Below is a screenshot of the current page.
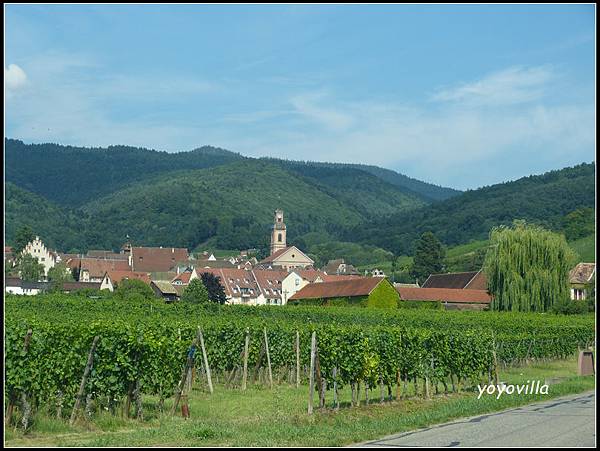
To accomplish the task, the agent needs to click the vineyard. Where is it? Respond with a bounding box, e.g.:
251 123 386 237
5 293 596 428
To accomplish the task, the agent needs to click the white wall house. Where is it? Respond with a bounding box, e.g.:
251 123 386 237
21 236 57 278
281 271 310 305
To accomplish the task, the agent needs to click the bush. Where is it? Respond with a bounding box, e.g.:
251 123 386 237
115 279 155 301
551 298 590 315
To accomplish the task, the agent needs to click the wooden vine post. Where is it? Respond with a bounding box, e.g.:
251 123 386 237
308 331 316 415
199 329 213 394
172 328 202 415
314 337 325 409
295 330 301 388
242 327 250 391
332 367 339 410
70 335 100 426
264 328 273 389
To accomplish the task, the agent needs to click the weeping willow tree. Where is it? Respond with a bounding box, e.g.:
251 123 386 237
484 221 576 312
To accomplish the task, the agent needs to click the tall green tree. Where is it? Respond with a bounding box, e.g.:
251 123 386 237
484 221 576 312
562 207 595 241
181 278 210 304
13 225 35 256
199 272 227 304
17 254 45 282
115 279 155 301
411 232 445 283
47 262 75 292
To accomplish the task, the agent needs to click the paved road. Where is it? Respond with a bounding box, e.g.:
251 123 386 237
358 391 596 447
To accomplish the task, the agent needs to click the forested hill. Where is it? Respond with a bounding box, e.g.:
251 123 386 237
346 162 596 255
261 158 460 202
5 138 457 207
5 158 428 253
5 139 245 206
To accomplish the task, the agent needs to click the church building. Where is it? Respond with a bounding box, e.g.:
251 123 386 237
259 209 314 271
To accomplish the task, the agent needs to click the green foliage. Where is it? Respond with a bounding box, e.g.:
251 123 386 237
551 299 591 315
181 279 210 304
13 225 35 255
365 279 399 309
115 279 155 301
5 293 595 420
348 163 595 255
562 207 595 241
309 241 393 269
198 272 227 304
47 262 75 292
484 221 577 312
397 300 444 310
568 234 595 263
411 232 445 282
17 254 45 282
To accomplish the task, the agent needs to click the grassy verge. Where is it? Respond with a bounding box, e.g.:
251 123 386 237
4 357 595 447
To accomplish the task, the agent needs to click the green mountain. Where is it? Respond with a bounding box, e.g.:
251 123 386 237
5 138 456 208
5 182 88 252
5 139 594 260
347 163 596 255
5 138 245 206
261 158 460 202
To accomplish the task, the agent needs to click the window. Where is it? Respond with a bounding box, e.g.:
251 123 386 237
278 233 282 242
295 279 299 286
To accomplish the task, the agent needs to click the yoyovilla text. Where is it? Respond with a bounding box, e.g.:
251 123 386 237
477 381 549 400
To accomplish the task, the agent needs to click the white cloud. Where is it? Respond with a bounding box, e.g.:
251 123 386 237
290 92 354 131
5 64 27 92
431 66 556 107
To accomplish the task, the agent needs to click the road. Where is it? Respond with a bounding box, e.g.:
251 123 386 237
357 391 596 447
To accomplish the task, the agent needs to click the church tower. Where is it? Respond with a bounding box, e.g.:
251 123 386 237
270 209 287 255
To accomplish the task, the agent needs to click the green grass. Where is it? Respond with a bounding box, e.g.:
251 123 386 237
4 356 594 447
445 240 489 259
569 234 595 262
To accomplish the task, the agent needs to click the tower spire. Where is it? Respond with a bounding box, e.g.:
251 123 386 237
270 209 287 255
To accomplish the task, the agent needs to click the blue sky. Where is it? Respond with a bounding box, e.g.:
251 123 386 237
4 4 596 189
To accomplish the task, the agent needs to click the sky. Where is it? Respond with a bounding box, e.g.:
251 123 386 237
4 4 596 190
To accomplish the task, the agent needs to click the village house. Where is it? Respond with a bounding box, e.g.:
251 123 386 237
74 257 131 282
5 276 49 295
171 268 199 286
21 236 59 277
569 262 596 300
105 270 151 289
421 270 488 290
322 258 360 276
151 280 179 302
289 277 399 308
130 246 189 272
396 286 492 311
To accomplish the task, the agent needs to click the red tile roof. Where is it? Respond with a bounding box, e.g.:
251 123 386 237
569 263 596 284
320 274 362 283
259 247 291 264
464 271 488 290
293 269 323 282
131 247 189 272
172 271 193 284
396 287 491 303
253 269 288 299
290 277 383 300
421 271 480 289
80 258 131 278
107 270 151 285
